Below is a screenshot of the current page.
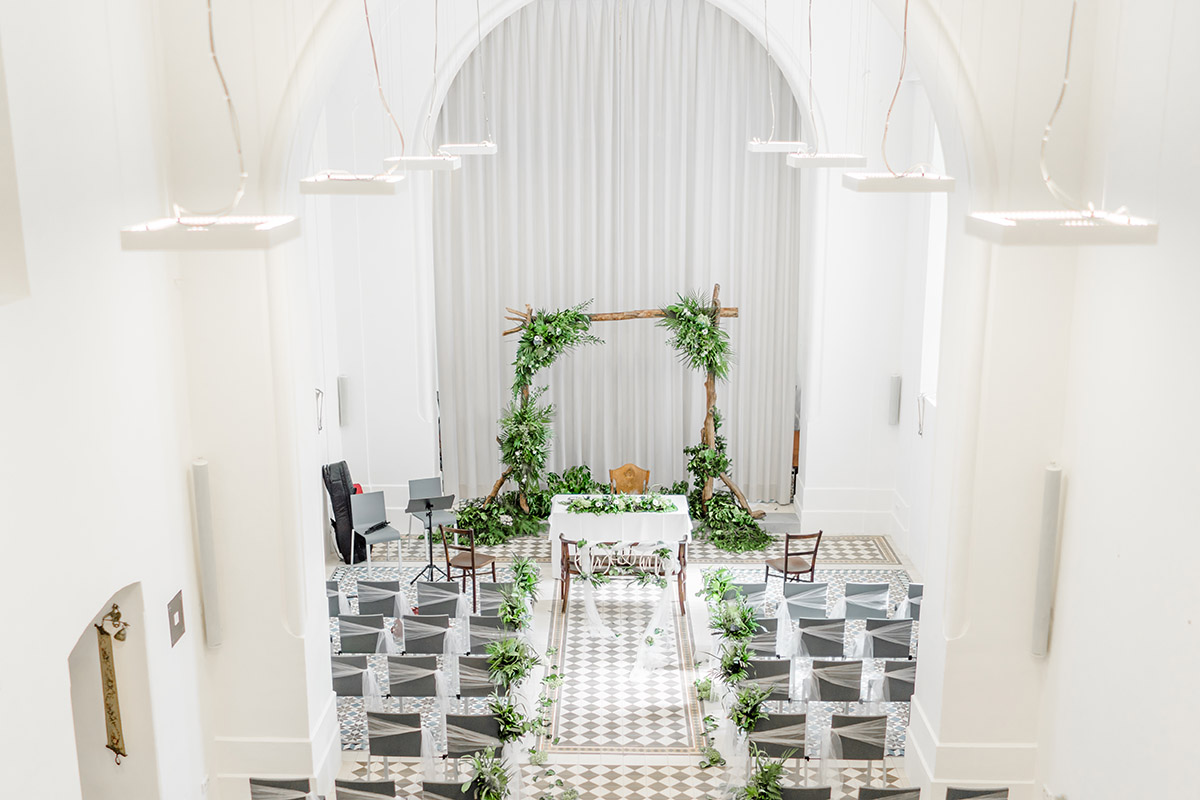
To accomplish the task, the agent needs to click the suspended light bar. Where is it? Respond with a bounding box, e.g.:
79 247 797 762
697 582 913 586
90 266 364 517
965 210 1158 246
383 155 462 172
842 173 956 193
299 172 406 196
438 141 497 156
748 139 808 154
120 215 300 251
787 153 867 169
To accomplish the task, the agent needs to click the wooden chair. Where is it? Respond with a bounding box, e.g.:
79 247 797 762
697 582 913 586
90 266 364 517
609 463 650 494
439 525 497 612
766 530 822 583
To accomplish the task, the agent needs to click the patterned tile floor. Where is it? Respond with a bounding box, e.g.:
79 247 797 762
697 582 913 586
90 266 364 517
332 537 916 798
374 532 899 566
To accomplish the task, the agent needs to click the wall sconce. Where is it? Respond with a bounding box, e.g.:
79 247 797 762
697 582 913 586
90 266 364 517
95 603 131 762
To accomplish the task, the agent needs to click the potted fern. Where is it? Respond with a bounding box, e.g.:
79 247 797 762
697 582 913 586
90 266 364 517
486 637 541 690
710 597 761 642
730 685 772 736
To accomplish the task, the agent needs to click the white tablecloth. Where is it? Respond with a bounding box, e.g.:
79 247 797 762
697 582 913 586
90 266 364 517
549 494 692 575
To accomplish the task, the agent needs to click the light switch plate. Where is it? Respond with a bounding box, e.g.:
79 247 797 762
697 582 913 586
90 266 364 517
167 590 186 646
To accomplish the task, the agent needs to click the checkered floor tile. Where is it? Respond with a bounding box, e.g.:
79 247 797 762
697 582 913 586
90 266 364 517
543 583 703 753
365 532 900 568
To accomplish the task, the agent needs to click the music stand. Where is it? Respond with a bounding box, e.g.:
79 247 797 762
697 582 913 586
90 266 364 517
406 494 454 583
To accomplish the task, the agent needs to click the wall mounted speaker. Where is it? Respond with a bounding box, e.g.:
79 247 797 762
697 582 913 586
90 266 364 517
191 459 223 647
337 375 349 427
888 374 902 426
1032 463 1063 656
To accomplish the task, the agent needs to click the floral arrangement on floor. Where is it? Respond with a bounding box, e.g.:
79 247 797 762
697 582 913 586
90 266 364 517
565 493 678 515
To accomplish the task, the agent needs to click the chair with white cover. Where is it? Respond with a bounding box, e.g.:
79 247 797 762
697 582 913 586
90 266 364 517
387 655 444 714
837 583 891 620
945 789 1008 800
748 713 808 781
339 615 396 655
366 711 437 780
819 714 889 790
455 655 501 705
357 580 410 618
417 581 468 618
781 788 832 800
332 655 385 711
248 778 316 800
421 781 472 800
783 582 829 620
897 583 922 620
399 614 450 655
444 713 504 777
334 779 395 799
723 583 770 615
467 615 514 654
351 491 404 574
743 659 792 706
858 789 920 800
795 618 846 659
477 582 514 616
748 616 780 658
853 619 914 659
881 660 916 704
327 580 349 616
801 660 864 711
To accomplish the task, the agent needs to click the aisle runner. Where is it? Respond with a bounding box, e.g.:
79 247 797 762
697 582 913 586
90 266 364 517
543 583 703 753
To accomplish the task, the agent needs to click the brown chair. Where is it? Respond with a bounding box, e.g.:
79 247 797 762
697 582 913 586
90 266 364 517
439 526 497 612
609 463 650 494
765 531 822 583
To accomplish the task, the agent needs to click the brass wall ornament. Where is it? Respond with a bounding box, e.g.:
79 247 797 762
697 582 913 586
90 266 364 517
95 604 131 763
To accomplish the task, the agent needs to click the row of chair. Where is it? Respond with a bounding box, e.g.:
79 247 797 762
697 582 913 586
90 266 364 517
739 657 917 706
726 581 923 622
249 778 1009 800
327 578 512 618
333 652 512 705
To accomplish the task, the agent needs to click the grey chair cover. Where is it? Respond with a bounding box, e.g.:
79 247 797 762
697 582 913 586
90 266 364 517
327 580 349 616
401 614 450 655
747 712 806 758
858 790 922 800
836 583 891 620
444 713 503 758
477 582 514 616
803 659 863 702
882 661 916 703
743 659 792 703
724 583 769 614
795 618 846 658
783 582 829 620
387 655 439 697
747 616 779 658
467 614 514 654
334 779 396 799
780 788 832 800
421 781 473 800
945 789 1008 800
455 655 500 697
339 615 396 655
248 778 314 800
418 581 469 618
898 583 923 620
855 619 915 659
357 580 410 618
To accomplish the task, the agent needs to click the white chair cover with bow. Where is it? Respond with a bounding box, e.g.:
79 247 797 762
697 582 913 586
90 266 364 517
248 785 314 800
577 543 617 640
632 546 678 673
817 715 887 786
341 618 399 655
332 658 385 712
849 620 913 659
367 714 440 781
358 582 412 618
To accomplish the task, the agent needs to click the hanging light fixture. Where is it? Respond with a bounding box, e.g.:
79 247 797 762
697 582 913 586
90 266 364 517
298 0 407 195
966 0 1157 245
786 0 867 169
121 0 300 250
748 0 806 154
843 0 955 192
385 0 463 171
437 0 498 158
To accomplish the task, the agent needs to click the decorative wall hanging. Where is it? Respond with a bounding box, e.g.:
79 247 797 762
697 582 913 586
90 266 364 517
94 604 131 763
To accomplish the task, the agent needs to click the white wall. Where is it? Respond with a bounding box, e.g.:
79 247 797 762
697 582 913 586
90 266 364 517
1035 1 1200 798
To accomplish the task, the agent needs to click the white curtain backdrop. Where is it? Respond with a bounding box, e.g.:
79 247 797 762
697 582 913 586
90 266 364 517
433 0 804 501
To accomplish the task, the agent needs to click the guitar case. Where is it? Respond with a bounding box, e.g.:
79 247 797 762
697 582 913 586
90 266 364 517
322 460 366 564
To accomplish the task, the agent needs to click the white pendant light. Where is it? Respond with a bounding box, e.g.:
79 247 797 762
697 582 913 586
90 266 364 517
383 155 462 172
842 173 956 192
747 0 808 156
843 0 955 193
967 0 1156 246
783 0 865 170
434 0 499 159
299 172 406 195
123 0 298 251
438 141 497 156
300 0 411 196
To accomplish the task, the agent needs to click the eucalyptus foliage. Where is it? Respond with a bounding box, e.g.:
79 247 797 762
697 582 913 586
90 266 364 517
717 641 755 685
509 556 541 604
709 597 762 642
498 587 532 631
512 302 602 394
486 637 542 690
658 291 733 379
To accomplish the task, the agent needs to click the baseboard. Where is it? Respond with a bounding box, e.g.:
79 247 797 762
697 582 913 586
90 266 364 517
907 697 1040 800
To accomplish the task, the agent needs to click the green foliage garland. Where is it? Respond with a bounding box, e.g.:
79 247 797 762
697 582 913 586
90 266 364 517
512 302 602 395
546 465 611 496
696 567 737 606
717 641 755 685
565 493 677 515
730 685 772 736
658 291 733 379
486 637 542 690
509 556 541 604
709 597 761 642
499 388 555 502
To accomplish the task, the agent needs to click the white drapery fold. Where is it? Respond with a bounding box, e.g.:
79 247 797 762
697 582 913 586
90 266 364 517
632 548 678 673
367 716 440 780
340 619 399 655
434 0 803 501
357 583 412 618
332 658 385 711
817 716 888 786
